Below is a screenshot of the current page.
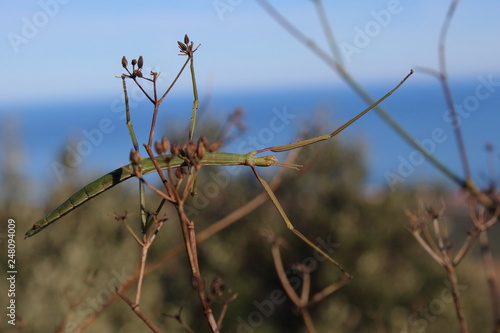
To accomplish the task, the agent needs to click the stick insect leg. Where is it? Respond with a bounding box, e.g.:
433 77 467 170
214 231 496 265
255 70 413 155
251 166 352 279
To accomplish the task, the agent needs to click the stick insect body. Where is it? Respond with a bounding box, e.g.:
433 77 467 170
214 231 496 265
26 53 412 278
25 152 279 238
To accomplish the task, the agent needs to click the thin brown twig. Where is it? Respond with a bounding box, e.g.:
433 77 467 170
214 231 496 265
271 239 302 306
115 288 162 333
407 207 469 333
313 0 343 64
163 306 196 333
437 0 471 181
134 244 150 307
308 274 350 306
271 240 317 333
149 56 191 147
176 199 220 332
479 230 500 333
470 208 500 332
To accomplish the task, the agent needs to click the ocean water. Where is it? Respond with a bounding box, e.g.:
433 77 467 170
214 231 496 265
2 76 500 202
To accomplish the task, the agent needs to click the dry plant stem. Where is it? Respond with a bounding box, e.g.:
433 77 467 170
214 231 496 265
422 225 441 256
271 242 316 333
308 275 350 306
298 268 317 333
300 267 311 306
480 230 500 332
446 265 469 333
164 309 196 333
135 243 151 306
137 170 219 332
432 218 450 264
437 0 471 181
118 215 162 321
313 0 342 65
301 308 317 333
433 220 470 332
411 218 469 332
148 56 191 146
451 204 498 266
141 142 176 200
115 193 165 329
271 241 302 306
411 232 445 266
417 0 471 181
472 210 500 332
116 288 162 333
176 200 220 333
452 231 478 265
216 302 229 330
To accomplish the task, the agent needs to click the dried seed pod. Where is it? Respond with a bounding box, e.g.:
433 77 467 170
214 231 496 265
210 276 226 297
131 58 137 67
177 41 187 52
133 69 143 78
170 143 180 156
208 142 222 152
161 137 170 154
154 141 164 155
137 56 143 69
197 143 206 160
179 144 187 158
200 136 209 148
184 34 190 44
121 56 128 69
175 167 187 179
186 140 197 160
197 137 207 159
129 149 141 165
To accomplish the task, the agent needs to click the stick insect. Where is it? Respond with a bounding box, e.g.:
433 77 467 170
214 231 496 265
26 68 412 278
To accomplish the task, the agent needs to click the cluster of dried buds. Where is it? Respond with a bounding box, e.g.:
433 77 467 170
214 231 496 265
154 136 222 174
128 149 143 177
177 34 199 57
208 275 237 306
406 204 444 234
121 55 144 78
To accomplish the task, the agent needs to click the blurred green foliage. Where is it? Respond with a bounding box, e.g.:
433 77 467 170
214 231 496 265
0 118 496 333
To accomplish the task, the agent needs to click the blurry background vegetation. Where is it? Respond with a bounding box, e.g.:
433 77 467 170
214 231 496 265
1 114 499 332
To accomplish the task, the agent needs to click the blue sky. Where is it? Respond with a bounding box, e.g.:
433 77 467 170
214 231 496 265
1 0 500 104
1 1 500 192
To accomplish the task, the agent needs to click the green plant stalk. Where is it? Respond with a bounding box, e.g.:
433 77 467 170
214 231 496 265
188 55 199 141
122 77 139 152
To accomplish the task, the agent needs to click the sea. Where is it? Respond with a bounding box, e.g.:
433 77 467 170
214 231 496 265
1 75 500 203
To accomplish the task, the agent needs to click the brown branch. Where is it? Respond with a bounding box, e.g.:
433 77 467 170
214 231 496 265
116 288 162 333
438 0 471 181
271 239 302 306
175 199 220 332
407 207 469 333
